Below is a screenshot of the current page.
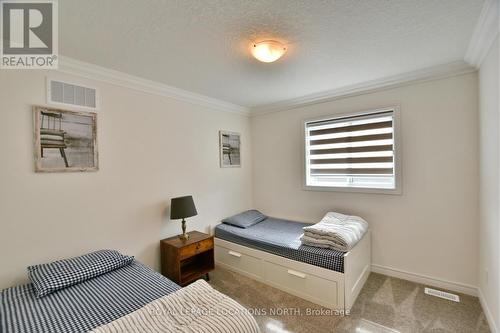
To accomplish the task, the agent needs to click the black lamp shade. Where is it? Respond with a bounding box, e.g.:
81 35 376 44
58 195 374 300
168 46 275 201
170 195 198 220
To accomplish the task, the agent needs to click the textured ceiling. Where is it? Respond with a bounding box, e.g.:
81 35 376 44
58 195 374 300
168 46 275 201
59 0 484 108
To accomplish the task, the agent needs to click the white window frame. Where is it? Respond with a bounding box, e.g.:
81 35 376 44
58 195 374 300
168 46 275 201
302 106 402 195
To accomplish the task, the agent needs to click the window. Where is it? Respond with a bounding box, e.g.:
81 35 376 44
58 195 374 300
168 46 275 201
304 108 399 193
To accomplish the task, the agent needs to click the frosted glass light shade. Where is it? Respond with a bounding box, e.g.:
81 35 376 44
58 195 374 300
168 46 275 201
251 40 287 63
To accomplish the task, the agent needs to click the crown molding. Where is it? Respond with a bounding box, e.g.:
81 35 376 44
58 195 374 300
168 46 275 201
465 0 499 68
250 61 476 116
57 56 250 116
57 56 475 118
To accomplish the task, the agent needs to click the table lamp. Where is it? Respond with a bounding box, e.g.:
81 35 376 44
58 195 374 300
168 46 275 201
170 195 197 240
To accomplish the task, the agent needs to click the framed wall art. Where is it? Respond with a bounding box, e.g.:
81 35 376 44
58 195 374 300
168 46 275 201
33 106 98 172
219 131 241 168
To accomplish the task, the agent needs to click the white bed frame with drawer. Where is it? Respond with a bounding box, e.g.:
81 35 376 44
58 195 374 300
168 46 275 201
214 230 371 312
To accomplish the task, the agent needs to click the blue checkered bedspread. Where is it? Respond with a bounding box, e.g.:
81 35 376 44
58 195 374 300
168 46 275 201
215 217 345 273
0 261 180 333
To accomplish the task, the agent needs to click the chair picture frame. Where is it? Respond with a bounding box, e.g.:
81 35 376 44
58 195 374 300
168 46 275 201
219 131 241 168
33 106 98 172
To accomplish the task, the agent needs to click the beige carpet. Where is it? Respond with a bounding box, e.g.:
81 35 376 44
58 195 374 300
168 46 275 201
208 268 490 333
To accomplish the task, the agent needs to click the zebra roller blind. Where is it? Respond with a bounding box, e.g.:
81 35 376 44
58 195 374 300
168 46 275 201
305 109 396 190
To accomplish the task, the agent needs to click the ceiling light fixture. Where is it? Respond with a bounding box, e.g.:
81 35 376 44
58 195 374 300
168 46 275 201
251 40 287 63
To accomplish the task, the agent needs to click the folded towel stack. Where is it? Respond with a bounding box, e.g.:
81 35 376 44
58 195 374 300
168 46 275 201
300 212 369 252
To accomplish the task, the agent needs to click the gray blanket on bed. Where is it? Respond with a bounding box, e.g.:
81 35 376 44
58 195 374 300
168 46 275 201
301 212 368 251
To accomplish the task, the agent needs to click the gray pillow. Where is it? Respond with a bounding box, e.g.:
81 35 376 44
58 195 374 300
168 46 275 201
222 210 267 228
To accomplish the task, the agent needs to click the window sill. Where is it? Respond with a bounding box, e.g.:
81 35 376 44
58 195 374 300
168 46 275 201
303 184 402 195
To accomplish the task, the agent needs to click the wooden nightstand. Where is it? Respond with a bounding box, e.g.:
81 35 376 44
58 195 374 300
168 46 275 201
160 231 214 286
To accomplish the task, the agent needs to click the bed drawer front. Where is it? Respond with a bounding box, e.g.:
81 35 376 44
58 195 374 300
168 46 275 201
179 238 213 260
263 261 339 307
215 245 262 280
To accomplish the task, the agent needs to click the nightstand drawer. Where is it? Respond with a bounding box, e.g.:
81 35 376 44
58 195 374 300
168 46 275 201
179 238 213 260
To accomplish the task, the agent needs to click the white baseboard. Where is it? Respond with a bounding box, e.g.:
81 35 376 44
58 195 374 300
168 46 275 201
478 288 498 333
371 264 478 296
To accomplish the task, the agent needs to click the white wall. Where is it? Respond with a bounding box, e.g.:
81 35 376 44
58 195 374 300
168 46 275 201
478 37 500 331
0 70 253 290
251 73 479 291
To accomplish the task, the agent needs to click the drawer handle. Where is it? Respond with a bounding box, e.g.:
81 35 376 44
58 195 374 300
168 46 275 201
228 251 242 258
287 269 306 279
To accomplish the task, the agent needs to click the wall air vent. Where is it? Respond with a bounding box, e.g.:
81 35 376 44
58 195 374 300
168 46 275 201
47 78 99 110
424 287 460 302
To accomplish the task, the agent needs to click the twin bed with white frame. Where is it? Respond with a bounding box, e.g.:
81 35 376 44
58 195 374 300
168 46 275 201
214 218 371 312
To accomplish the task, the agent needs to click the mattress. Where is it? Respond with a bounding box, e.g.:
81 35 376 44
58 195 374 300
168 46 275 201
0 261 180 333
215 217 345 273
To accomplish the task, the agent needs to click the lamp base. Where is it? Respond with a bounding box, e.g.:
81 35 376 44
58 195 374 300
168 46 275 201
178 218 189 240
178 233 189 241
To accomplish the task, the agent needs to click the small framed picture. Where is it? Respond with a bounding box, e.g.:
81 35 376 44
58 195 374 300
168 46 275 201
219 131 241 168
33 106 98 172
